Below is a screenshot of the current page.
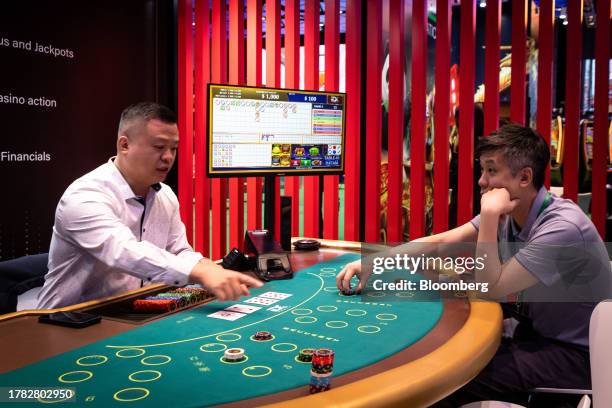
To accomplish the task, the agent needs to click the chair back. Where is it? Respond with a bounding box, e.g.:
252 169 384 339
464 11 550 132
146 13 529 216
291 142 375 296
590 301 612 407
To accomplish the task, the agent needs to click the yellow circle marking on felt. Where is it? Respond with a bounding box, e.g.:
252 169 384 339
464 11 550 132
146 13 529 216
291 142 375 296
271 343 298 352
58 370 93 383
106 273 325 348
242 365 272 377
141 355 172 366
216 333 241 342
128 370 162 383
76 355 108 366
320 267 337 273
249 334 276 342
319 272 336 277
395 291 415 298
376 313 397 321
113 387 150 402
366 292 386 298
294 355 312 364
294 316 317 324
358 325 381 334
317 305 338 312
115 348 145 358
325 320 349 328
346 309 367 316
291 308 313 316
220 355 249 364
37 395 73 404
323 286 340 292
454 291 467 298
200 343 227 352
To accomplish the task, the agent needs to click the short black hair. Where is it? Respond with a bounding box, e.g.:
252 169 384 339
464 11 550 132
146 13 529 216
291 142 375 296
476 124 550 190
118 102 177 136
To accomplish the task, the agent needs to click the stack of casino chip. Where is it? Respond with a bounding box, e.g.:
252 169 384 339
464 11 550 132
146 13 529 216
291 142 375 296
133 296 181 312
309 348 334 393
253 331 273 341
297 348 315 362
223 348 246 362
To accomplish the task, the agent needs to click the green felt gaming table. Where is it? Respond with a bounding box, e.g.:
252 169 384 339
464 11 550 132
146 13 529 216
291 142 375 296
0 240 502 407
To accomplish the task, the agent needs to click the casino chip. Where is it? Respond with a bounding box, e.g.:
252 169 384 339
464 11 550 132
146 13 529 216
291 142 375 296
341 288 356 296
223 348 246 362
297 348 315 362
252 331 273 341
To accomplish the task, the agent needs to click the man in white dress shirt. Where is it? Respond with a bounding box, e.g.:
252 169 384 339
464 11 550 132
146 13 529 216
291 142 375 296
37 102 261 308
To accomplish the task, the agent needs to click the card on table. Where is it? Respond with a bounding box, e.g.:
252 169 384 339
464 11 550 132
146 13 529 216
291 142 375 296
244 296 279 306
207 310 247 321
224 304 261 314
258 291 292 300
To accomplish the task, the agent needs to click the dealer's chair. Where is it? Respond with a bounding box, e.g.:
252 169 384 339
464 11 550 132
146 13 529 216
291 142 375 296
0 253 48 314
459 301 612 408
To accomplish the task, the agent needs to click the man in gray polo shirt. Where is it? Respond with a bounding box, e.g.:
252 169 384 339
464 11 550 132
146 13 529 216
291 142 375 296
337 124 611 407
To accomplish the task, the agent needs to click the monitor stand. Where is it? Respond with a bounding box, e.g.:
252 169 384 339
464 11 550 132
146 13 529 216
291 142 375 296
263 175 276 238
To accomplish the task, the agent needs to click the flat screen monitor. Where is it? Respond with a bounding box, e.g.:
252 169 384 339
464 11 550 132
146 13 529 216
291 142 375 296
207 84 346 177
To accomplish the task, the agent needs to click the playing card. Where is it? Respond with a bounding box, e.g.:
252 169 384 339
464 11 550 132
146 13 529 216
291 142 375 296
225 304 261 314
259 291 292 300
207 310 247 321
244 296 279 306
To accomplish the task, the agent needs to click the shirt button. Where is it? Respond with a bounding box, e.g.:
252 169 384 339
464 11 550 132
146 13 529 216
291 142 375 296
174 281 179 285
143 228 146 232
147 278 152 281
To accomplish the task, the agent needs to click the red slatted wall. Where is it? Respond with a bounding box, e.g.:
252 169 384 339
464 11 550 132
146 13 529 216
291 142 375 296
194 0 210 256
303 0 320 239
433 0 451 234
246 0 263 232
364 0 382 242
178 0 611 257
284 0 301 237
323 0 340 240
387 0 404 243
563 0 583 203
343 0 362 242
178 0 194 244
211 0 227 260
457 0 476 225
409 0 426 240
229 0 245 250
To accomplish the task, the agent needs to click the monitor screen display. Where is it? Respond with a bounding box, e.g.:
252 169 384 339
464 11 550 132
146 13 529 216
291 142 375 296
207 84 346 177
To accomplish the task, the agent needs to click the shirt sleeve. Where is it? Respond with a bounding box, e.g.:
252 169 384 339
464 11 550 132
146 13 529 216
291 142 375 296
470 215 481 231
55 190 198 286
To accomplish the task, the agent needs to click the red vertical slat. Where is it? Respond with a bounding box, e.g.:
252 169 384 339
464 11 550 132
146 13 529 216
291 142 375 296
284 0 301 237
433 0 451 234
246 0 263 230
229 0 245 250
304 0 321 238
409 0 426 240
266 0 281 239
563 0 582 203
484 0 501 135
387 0 404 243
178 0 194 243
364 0 382 242
323 0 340 240
591 0 611 237
457 0 476 225
194 0 211 256
344 0 362 241
510 0 527 125
211 0 227 260
535 0 554 188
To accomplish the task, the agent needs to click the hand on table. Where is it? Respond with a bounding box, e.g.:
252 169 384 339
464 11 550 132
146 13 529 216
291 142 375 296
336 259 370 293
190 261 263 301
